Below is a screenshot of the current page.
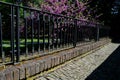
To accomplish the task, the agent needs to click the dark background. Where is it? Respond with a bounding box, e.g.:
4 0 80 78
89 0 120 42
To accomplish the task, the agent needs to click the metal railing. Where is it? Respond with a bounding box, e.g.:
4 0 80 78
0 1 110 65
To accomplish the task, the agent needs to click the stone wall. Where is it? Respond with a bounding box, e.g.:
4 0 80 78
0 39 110 80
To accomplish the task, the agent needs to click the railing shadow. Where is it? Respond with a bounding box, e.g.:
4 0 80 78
85 45 120 80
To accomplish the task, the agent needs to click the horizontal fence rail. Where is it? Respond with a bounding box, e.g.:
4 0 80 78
0 1 110 65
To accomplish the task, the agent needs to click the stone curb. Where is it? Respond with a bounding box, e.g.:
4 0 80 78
0 39 110 80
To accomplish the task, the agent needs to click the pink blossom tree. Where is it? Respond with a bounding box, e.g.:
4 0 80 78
40 0 98 21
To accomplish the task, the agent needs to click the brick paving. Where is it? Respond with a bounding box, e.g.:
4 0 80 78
35 43 120 80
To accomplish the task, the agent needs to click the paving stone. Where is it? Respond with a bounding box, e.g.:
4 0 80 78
30 62 36 76
7 67 19 80
45 76 56 80
35 43 119 80
17 66 25 79
0 72 6 80
39 61 45 72
3 68 13 80
23 64 31 78
45 74 59 80
35 62 40 74
37 77 47 80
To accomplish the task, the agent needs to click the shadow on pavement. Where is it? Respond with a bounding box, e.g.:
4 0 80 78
85 45 120 80
111 39 120 43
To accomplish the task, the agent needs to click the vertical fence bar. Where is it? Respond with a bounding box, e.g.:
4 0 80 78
66 19 69 47
48 15 50 51
31 12 34 54
58 19 61 48
70 21 72 45
63 20 66 47
56 18 59 49
93 27 95 40
43 15 45 52
79 25 81 42
68 20 70 46
64 21 67 47
0 13 4 63
52 16 54 50
0 13 2 55
37 13 40 54
24 10 28 56
62 22 64 47
71 19 75 46
73 19 77 47
11 5 15 63
69 19 72 46
97 24 99 41
77 25 79 42
60 22 62 48
78 25 80 42
16 6 20 62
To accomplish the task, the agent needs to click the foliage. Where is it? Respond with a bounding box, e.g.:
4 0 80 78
0 0 101 21
40 0 94 21
1 0 13 3
0 0 103 39
88 0 116 24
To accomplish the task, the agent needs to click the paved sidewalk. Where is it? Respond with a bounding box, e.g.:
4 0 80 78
35 43 120 80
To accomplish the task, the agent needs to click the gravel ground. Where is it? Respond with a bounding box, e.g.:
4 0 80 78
35 43 120 80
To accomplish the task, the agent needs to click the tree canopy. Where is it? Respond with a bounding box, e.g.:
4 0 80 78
88 0 120 25
1 0 120 25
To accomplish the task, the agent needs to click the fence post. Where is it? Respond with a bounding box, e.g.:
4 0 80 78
51 15 55 50
16 6 20 62
37 13 40 54
0 13 2 55
96 24 99 41
24 10 28 56
43 14 46 52
31 12 35 54
0 13 5 63
73 19 77 47
10 5 15 64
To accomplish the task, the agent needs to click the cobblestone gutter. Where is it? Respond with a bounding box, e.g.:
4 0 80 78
0 39 110 80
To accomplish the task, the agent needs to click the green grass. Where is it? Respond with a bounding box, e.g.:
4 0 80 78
2 38 49 48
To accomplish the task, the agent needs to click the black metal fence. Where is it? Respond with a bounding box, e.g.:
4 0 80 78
0 1 110 65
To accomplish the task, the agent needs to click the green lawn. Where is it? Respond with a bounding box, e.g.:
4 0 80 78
2 38 49 48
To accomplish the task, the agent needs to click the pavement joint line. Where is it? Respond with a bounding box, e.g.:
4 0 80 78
27 42 110 80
